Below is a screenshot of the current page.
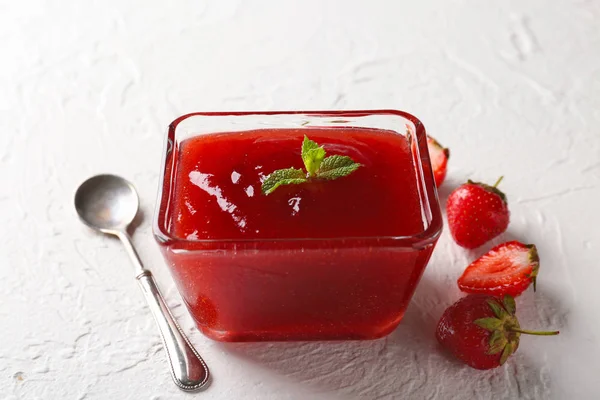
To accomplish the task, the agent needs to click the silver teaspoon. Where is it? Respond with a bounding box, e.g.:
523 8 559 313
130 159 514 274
74 174 210 391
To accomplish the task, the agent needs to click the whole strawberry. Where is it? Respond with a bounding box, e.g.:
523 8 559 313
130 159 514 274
447 177 509 249
436 294 559 370
458 241 540 297
427 135 450 187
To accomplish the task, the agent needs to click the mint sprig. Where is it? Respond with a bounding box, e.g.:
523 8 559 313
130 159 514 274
261 136 362 195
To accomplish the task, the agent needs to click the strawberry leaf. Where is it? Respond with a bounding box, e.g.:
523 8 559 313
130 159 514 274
488 330 507 354
526 244 540 292
503 295 516 315
487 299 508 319
499 342 516 365
474 317 503 331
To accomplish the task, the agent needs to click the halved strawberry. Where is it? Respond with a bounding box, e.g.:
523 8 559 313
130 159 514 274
427 135 449 187
458 241 539 297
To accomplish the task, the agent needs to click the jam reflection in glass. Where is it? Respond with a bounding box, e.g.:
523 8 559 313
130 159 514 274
154 111 442 342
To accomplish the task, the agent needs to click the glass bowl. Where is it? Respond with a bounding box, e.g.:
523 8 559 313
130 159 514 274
153 110 443 342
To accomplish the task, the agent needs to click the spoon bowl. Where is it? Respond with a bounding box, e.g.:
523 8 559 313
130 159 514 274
75 174 139 233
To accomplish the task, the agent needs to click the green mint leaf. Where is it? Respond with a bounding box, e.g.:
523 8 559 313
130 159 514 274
316 155 361 180
301 135 326 177
301 135 320 156
261 136 361 195
261 168 307 195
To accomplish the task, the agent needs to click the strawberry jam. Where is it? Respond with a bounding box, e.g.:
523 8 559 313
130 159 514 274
171 128 424 241
155 114 441 342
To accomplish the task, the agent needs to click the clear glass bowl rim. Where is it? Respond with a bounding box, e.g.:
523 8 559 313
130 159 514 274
153 109 443 250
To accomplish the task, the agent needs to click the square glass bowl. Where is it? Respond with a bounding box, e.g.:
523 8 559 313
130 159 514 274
153 110 442 342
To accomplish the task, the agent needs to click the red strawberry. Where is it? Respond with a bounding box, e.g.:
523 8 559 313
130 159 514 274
427 136 449 187
436 294 559 370
447 177 510 248
458 241 539 297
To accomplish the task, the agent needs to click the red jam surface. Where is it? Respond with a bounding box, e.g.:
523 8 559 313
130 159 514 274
161 127 435 341
171 128 424 240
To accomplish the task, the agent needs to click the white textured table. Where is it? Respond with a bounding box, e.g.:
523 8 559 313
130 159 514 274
2 1 599 399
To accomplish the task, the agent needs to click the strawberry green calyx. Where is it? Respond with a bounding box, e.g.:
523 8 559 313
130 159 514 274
525 244 540 292
467 176 507 203
474 295 559 365
493 176 504 188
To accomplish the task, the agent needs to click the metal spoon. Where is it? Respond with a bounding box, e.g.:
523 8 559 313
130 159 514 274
74 174 210 391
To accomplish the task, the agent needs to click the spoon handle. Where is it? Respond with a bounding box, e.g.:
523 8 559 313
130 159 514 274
137 270 210 391
117 231 209 391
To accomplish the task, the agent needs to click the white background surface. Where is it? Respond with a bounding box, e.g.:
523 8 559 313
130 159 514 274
1 0 599 399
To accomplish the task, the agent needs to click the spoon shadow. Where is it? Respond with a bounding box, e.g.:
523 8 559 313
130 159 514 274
129 208 145 234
